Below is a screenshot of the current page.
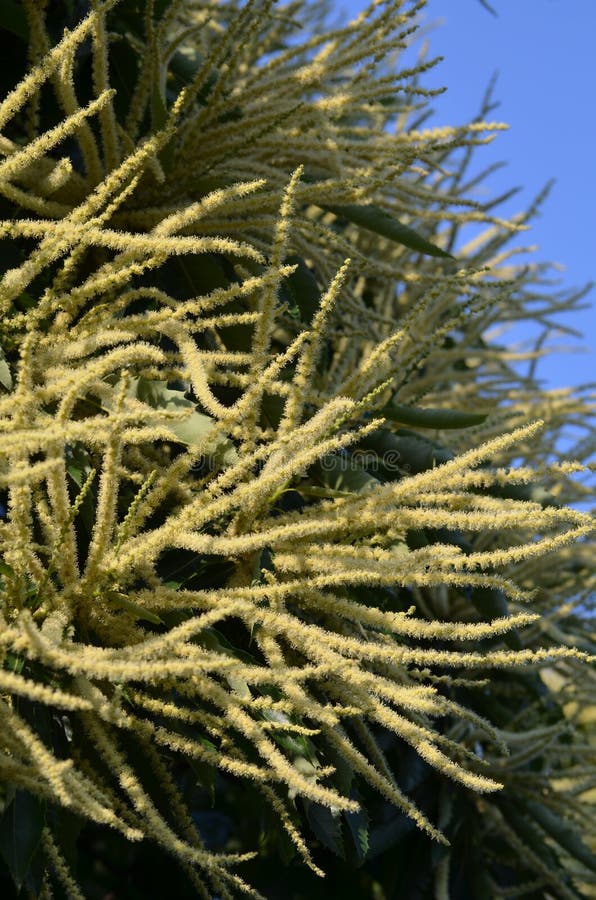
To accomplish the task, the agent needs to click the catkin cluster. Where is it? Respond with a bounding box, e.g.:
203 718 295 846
0 1 593 897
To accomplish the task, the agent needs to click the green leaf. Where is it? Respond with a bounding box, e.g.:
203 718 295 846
344 801 370 866
154 0 176 20
46 807 83 879
4 652 23 675
226 673 252 700
524 799 596 875
151 75 168 133
107 34 140 122
251 546 275 586
0 784 15 817
261 395 286 430
65 444 94 489
368 755 432 859
0 560 14 579
169 51 218 105
304 801 345 859
487 479 558 508
309 454 380 494
320 203 455 259
323 741 354 798
188 746 217 804
270 730 318 767
502 802 562 874
151 58 175 171
468 586 521 649
470 586 509 621
125 377 238 463
469 867 495 900
358 427 453 476
283 255 321 323
0 790 45 892
368 813 415 860
0 0 28 39
381 403 487 430
194 627 259 668
0 347 12 391
106 590 164 625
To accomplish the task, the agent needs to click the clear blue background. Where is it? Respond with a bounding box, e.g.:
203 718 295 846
335 0 595 395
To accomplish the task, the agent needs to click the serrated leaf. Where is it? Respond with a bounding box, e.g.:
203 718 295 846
0 790 45 892
65 444 94 488
125 378 238 463
320 203 454 259
226 674 252 700
273 730 319 766
381 403 487 430
344 802 370 866
305 801 344 859
368 813 416 860
166 409 222 449
66 463 84 488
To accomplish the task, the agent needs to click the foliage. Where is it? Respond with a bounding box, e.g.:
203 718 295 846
0 0 594 897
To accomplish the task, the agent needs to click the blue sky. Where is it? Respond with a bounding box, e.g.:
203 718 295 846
336 0 595 395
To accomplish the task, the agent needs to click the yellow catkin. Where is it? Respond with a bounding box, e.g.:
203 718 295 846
0 1 593 893
42 828 86 900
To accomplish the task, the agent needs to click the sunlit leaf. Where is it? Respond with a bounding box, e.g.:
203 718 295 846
304 800 344 859
0 345 11 391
